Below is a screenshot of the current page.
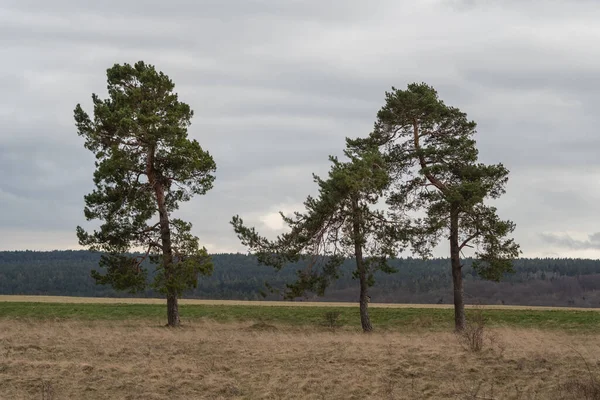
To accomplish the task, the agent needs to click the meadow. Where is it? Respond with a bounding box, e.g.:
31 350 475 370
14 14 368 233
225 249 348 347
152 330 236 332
1 296 600 399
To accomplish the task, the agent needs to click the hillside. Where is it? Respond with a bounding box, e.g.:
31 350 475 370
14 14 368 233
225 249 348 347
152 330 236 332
1 250 600 307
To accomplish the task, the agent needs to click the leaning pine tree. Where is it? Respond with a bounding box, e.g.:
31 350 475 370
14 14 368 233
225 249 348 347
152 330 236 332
231 147 405 332
74 61 217 327
349 83 520 331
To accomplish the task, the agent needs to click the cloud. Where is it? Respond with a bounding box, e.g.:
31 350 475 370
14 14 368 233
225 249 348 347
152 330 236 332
1 0 600 258
257 203 306 232
540 232 600 251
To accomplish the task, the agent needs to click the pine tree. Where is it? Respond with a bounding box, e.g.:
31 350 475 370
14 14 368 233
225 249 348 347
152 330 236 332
74 61 216 327
231 147 405 332
349 83 520 331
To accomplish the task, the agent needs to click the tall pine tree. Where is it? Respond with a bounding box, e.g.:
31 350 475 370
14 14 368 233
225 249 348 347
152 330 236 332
74 61 216 326
349 83 520 331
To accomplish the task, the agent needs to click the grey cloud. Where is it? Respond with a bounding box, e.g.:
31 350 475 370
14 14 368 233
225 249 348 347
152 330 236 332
446 0 600 17
172 59 395 107
5 0 371 21
0 139 93 200
462 66 600 97
540 232 600 251
1 0 600 258
0 137 93 231
0 25 200 52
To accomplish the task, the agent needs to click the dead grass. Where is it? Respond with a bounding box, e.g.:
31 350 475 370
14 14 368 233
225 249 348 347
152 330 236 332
0 319 599 399
2 295 600 311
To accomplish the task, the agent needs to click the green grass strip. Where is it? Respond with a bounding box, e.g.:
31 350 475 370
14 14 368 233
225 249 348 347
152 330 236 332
0 302 599 331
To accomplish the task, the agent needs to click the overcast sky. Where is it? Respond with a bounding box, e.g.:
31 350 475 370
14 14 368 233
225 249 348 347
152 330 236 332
1 0 600 258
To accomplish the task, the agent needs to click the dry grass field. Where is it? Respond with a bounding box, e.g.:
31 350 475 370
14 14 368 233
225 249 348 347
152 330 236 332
1 318 600 399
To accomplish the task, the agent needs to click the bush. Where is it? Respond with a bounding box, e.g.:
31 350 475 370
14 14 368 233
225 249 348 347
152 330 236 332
458 309 486 352
323 311 342 329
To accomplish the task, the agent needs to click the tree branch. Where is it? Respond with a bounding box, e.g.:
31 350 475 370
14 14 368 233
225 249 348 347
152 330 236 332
459 231 480 250
412 119 448 192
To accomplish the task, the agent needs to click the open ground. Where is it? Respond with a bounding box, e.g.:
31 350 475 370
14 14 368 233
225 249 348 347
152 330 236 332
1 298 600 399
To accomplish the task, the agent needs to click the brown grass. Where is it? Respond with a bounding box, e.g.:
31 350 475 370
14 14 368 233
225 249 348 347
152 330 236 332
1 319 599 399
2 295 600 311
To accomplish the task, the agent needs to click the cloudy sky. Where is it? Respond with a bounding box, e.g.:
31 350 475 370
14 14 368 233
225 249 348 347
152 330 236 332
1 0 599 258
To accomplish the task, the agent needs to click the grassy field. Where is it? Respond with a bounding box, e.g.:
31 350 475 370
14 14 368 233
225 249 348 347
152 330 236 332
1 296 600 399
1 320 600 399
1 296 600 331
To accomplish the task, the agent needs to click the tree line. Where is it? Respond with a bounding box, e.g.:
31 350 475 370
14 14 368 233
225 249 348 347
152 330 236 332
2 251 600 308
74 61 520 330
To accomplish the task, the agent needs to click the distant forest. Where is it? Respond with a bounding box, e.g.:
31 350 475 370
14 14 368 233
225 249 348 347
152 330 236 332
2 250 600 307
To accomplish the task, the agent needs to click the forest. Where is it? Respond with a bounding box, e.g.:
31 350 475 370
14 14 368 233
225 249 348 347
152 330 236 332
2 250 600 308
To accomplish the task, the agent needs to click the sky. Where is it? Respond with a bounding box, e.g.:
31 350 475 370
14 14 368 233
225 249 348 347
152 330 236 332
1 0 600 258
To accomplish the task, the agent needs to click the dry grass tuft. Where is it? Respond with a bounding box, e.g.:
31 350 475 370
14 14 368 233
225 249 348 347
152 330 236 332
41 380 54 400
559 379 600 400
555 345 600 400
246 321 278 332
409 315 436 329
1 319 600 399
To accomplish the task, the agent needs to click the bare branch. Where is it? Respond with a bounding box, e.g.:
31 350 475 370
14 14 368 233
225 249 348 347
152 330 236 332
460 232 480 250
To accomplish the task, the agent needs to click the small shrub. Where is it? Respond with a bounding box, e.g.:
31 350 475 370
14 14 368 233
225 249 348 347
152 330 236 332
458 309 486 353
323 311 342 329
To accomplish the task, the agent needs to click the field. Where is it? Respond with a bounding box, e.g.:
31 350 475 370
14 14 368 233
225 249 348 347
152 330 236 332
1 297 600 399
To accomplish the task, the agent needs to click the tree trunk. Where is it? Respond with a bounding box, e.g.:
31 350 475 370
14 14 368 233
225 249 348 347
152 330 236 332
352 196 373 333
147 148 179 327
358 268 373 333
167 293 180 327
450 204 465 331
413 105 464 331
